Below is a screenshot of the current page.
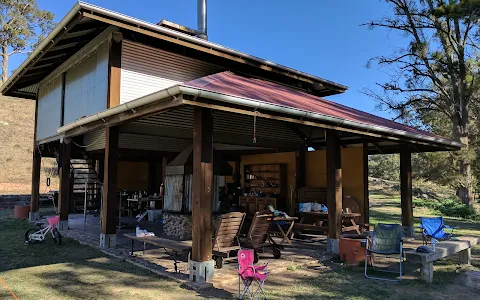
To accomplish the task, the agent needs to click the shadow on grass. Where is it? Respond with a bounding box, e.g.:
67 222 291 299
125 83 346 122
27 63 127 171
0 219 232 299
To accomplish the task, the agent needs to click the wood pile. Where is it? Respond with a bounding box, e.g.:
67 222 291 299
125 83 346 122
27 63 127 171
163 213 223 240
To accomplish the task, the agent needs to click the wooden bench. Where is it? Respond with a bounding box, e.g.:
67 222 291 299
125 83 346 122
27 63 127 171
123 233 192 272
404 236 479 283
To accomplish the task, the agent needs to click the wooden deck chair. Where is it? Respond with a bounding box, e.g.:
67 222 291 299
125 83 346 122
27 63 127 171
212 212 246 268
244 210 281 263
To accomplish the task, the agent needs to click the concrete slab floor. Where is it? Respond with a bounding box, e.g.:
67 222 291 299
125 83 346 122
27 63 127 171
61 214 335 294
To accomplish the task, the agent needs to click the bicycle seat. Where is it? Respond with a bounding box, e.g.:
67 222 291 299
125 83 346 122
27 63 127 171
35 222 43 226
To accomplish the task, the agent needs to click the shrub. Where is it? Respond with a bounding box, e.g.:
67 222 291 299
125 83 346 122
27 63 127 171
436 198 478 219
414 197 479 220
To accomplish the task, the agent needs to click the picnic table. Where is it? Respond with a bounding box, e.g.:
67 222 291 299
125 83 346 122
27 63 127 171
294 211 362 235
269 216 298 246
404 236 479 283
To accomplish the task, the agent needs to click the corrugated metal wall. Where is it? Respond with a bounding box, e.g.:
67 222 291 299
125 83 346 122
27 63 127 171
84 129 106 151
83 106 302 151
64 41 109 125
120 40 224 104
36 76 62 141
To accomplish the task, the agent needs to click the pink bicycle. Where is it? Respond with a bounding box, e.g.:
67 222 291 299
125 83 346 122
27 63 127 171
24 215 62 245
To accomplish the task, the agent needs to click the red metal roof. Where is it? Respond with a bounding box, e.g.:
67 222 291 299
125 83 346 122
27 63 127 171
184 71 455 144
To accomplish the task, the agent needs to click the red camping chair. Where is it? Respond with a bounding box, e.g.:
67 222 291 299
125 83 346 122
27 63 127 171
238 249 269 299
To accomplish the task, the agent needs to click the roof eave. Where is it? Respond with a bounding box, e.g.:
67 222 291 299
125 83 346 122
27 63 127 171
0 1 83 95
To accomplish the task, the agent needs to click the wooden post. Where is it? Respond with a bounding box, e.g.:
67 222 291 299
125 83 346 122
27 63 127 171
326 129 342 253
30 150 41 220
190 107 214 282
58 141 72 230
363 142 370 226
400 145 413 236
294 149 306 216
30 88 41 221
107 32 122 108
101 126 119 248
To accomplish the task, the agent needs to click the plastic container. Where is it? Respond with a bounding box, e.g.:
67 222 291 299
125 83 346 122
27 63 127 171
14 205 30 219
339 234 367 265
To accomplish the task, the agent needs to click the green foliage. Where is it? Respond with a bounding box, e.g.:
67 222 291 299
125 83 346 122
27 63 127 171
368 154 399 181
0 0 55 81
413 198 479 219
433 0 480 19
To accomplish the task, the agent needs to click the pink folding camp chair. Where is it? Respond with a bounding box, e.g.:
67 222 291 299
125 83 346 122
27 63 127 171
237 249 269 299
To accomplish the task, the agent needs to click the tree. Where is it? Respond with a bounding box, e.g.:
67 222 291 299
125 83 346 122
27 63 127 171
369 154 400 181
0 0 54 83
364 0 480 206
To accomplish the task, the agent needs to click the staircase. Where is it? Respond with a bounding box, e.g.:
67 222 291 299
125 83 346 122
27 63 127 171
70 156 103 213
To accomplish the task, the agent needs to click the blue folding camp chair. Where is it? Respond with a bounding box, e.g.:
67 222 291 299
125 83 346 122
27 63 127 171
364 224 404 281
420 217 453 245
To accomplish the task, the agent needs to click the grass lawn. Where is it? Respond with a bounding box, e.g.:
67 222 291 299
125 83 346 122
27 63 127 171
262 185 480 300
1 185 480 299
0 218 207 300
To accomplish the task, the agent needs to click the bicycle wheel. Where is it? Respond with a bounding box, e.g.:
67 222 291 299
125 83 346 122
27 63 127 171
25 229 39 244
52 228 62 245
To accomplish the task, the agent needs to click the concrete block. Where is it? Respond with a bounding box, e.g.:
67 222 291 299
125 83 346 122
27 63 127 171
188 259 214 283
100 233 117 248
327 238 339 254
403 226 414 237
58 220 69 231
463 271 480 290
29 211 39 221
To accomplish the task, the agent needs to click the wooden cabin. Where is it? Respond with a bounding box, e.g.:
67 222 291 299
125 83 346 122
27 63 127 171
0 1 462 283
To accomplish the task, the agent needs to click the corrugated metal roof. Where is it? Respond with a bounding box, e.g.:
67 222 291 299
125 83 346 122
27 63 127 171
184 71 457 146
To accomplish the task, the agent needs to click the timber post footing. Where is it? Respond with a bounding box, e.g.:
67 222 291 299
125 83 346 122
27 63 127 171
188 259 214 283
29 211 39 221
58 220 69 231
327 238 339 254
403 226 414 237
100 233 117 248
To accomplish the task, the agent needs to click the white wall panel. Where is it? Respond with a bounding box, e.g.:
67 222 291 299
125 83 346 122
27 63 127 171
36 76 62 141
120 40 223 104
64 42 108 124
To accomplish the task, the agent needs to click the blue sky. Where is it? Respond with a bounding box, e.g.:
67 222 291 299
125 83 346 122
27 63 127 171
11 0 406 119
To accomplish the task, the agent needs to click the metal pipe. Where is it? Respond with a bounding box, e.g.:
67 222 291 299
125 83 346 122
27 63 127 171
197 0 207 40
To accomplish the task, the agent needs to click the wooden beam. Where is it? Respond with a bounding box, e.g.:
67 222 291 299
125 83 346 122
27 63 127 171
63 97 183 138
102 126 119 235
400 145 413 232
107 32 122 108
58 142 72 221
295 149 306 190
192 107 213 262
182 99 458 151
288 124 311 147
30 90 41 217
30 150 41 214
326 129 342 240
363 142 370 225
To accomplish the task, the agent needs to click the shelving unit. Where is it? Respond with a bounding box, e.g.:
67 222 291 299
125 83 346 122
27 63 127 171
241 163 287 214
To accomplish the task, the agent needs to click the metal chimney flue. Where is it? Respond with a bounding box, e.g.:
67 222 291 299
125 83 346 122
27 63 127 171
197 0 207 40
